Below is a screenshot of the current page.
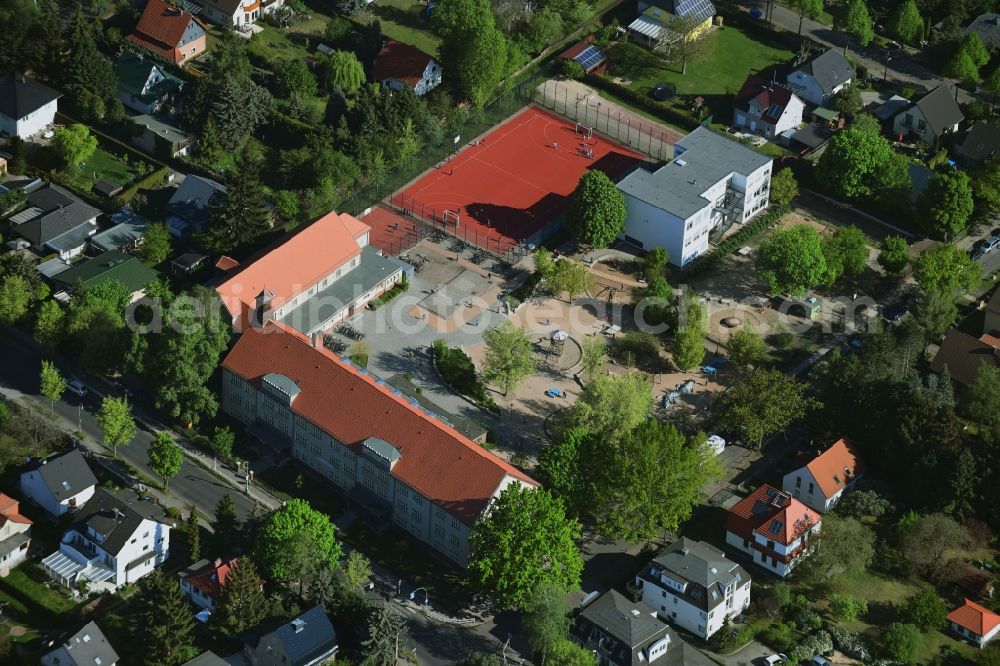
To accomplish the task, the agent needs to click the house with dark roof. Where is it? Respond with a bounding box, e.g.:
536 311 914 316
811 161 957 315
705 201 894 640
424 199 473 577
0 72 62 140
725 484 820 578
181 652 229 666
221 322 537 565
373 39 442 96
966 13 1000 49
90 207 150 253
242 605 338 666
52 250 159 302
20 449 98 518
786 48 853 107
781 438 865 513
0 493 32 575
732 74 805 139
7 182 99 260
629 0 716 46
215 210 405 336
194 0 285 27
630 537 751 640
41 488 173 592
931 288 1000 387
574 590 715 666
41 621 119 666
116 52 184 114
893 84 964 145
957 123 1000 165
179 557 240 610
167 174 227 237
128 0 206 66
128 114 194 158
948 599 1000 647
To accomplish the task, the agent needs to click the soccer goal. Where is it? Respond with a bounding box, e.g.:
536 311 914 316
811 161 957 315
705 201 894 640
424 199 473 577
442 209 461 228
575 123 594 139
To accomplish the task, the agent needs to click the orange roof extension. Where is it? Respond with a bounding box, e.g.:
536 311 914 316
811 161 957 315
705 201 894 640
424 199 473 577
0 493 31 526
222 323 537 524
726 484 817 546
373 39 434 88
128 0 196 60
185 557 236 600
948 599 1000 636
804 438 865 498
216 211 371 320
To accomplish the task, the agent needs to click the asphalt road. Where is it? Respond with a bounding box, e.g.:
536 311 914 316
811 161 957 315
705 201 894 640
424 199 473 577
0 334 259 521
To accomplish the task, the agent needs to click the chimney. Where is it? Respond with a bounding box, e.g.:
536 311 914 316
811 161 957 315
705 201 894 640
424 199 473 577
254 288 275 327
311 331 322 348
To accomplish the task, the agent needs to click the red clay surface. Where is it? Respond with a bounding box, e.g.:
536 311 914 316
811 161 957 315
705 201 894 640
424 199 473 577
361 206 424 255
389 106 645 253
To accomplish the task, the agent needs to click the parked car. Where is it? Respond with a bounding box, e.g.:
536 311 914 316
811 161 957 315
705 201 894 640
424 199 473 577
758 655 788 666
882 303 908 322
983 236 1000 254
66 378 88 398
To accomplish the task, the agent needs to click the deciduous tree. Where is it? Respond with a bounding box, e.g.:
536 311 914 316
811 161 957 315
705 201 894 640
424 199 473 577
537 428 587 511
256 499 341 582
966 364 1000 441
482 321 535 396
342 550 373 596
547 258 589 302
39 360 65 414
834 0 874 48
899 513 971 581
524 581 571 665
727 326 764 368
800 514 874 586
756 225 827 295
769 167 798 206
877 235 910 274
672 294 707 372
96 396 136 459
327 51 365 93
140 222 172 265
899 588 948 631
882 623 921 663
914 244 981 295
716 367 814 448
580 337 607 381
274 58 318 98
0 275 32 325
148 431 184 489
816 129 906 201
887 0 924 45
546 640 597 666
567 372 651 442
565 170 627 248
467 485 582 609
918 171 974 239
53 123 97 168
822 225 870 285
787 0 823 35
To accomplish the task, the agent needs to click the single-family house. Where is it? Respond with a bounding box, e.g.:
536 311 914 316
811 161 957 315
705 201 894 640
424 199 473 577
128 114 195 158
90 208 150 253
0 72 61 140
182 652 229 666
221 322 537 566
372 39 442 96
242 605 338 666
782 438 865 513
732 74 805 139
966 13 1000 49
573 590 716 666
725 484 820 578
7 183 99 260
167 174 227 237
892 85 964 145
0 493 32 576
948 599 1000 647
53 250 160 303
179 557 238 611
215 210 407 336
116 53 184 115
958 123 1000 165
41 622 119 666
128 0 206 66
194 0 285 27
785 48 853 107
41 488 172 592
617 126 772 266
628 0 716 47
629 537 751 640
20 449 98 518
931 287 1000 388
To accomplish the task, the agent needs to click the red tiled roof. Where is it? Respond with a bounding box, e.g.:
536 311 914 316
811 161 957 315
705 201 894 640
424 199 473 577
0 493 31 526
216 211 371 320
725 484 818 547
735 75 798 124
373 39 433 88
215 256 240 272
128 0 194 59
184 557 236 600
222 323 537 524
948 599 1000 636
803 438 865 498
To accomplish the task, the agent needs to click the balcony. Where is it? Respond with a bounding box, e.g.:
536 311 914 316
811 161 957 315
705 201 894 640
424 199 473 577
625 580 643 601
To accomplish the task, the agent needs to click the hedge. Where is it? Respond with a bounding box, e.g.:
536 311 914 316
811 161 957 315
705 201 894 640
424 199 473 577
582 74 701 131
683 203 791 278
367 277 409 310
432 340 500 413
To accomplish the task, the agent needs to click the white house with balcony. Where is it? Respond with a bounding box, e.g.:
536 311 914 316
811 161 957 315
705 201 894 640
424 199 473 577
782 438 865 513
629 537 751 640
616 126 772 267
725 484 820 578
193 0 284 27
20 449 98 518
41 488 172 593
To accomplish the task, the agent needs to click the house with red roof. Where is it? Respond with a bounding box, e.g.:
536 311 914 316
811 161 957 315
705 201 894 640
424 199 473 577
179 557 238 611
0 493 32 575
732 74 805 140
781 438 865 513
220 322 537 565
194 0 284 28
948 599 1000 647
215 210 407 337
127 0 206 66
372 39 442 96
724 484 820 578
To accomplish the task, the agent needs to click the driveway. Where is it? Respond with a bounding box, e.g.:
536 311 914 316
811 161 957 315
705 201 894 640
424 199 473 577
704 639 777 666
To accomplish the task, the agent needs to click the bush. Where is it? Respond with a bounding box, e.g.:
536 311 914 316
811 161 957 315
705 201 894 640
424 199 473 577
789 630 833 664
759 621 796 652
367 276 409 310
829 594 868 622
715 618 759 654
827 624 872 661
899 588 948 631
611 331 662 366
562 59 585 79
882 623 920 662
433 342 500 413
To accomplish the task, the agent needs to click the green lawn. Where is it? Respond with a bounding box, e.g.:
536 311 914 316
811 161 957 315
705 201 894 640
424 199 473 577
78 148 136 187
365 0 441 55
0 564 79 627
607 25 795 97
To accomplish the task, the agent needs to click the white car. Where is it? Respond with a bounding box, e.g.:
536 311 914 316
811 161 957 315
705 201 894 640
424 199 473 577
762 655 788 666
66 379 88 398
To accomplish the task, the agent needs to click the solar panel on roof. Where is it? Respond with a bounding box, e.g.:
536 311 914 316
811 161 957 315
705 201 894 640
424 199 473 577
675 0 715 22
573 45 606 72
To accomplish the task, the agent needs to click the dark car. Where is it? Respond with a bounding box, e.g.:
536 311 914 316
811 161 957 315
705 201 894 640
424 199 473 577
883 303 908 322
651 83 676 101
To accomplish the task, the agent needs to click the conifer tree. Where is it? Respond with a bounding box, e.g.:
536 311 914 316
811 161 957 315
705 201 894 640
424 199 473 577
186 506 201 563
213 494 241 553
140 572 197 666
212 557 266 634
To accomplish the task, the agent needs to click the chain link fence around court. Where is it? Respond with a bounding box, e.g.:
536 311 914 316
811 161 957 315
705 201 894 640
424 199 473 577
533 79 676 163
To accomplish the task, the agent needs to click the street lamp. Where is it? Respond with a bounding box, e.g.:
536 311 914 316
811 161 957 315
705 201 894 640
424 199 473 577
883 51 897 82
409 587 429 605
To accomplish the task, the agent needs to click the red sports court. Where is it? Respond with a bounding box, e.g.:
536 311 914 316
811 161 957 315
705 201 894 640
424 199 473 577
387 106 645 254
